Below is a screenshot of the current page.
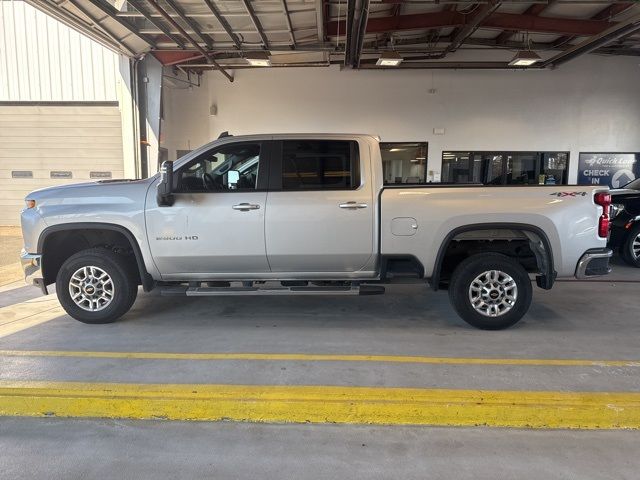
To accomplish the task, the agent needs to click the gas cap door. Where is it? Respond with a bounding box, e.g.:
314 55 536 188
391 217 418 236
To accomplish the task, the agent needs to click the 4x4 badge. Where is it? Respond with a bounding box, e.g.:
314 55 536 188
549 192 588 197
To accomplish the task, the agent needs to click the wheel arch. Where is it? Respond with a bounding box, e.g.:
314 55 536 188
37 222 155 292
430 222 556 292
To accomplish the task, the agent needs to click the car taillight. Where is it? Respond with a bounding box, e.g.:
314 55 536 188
594 192 611 238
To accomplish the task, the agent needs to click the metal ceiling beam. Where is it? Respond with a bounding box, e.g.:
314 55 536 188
202 0 242 49
144 0 233 82
65 0 139 56
494 0 556 44
240 0 271 48
83 0 156 47
444 0 501 53
280 0 297 47
358 61 542 69
344 0 371 67
327 10 615 36
543 11 640 67
163 0 214 49
552 1 635 48
125 0 186 49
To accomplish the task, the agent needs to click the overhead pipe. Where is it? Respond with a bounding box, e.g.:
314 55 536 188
344 0 370 68
543 12 640 68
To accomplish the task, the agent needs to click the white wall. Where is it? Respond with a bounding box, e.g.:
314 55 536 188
162 55 640 183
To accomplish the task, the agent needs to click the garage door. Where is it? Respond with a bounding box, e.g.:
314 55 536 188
0 103 124 226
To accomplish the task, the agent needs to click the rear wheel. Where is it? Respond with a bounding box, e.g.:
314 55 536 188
448 253 532 330
621 225 640 268
56 248 138 324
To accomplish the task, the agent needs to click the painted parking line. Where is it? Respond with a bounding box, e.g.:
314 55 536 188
0 350 638 367
1 381 639 429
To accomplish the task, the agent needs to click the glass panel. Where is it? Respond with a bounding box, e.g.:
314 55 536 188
441 152 472 183
381 142 428 184
485 154 504 185
542 152 568 185
443 151 569 186
179 143 260 192
506 153 538 185
282 140 357 190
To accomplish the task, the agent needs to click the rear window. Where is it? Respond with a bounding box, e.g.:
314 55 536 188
281 140 359 190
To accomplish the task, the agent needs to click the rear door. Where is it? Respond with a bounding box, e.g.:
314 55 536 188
265 139 375 273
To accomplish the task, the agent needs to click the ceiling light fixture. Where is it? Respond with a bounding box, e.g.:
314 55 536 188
245 51 271 67
376 51 403 67
509 49 542 66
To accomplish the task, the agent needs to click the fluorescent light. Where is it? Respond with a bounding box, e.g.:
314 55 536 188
245 52 271 67
376 51 403 67
509 50 542 66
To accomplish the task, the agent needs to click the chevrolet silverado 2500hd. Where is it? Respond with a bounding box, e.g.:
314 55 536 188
20 134 613 330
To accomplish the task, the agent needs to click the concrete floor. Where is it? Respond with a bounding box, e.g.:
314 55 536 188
1 418 639 480
1 227 640 478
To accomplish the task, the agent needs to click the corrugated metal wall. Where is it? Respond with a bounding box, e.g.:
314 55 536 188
0 0 119 101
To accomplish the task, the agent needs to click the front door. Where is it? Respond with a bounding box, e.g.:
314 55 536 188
265 139 375 274
145 141 270 279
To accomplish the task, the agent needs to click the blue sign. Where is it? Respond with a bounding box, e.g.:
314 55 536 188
578 153 639 188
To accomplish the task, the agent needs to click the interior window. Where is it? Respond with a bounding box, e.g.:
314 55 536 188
179 143 261 192
281 140 359 190
442 151 570 185
381 142 428 184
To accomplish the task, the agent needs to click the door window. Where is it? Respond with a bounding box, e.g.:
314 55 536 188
280 140 359 190
178 143 261 192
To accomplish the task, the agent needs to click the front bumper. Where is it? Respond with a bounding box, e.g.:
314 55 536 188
575 248 613 279
20 250 48 295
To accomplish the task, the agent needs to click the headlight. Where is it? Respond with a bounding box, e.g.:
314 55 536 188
25 199 36 209
610 203 624 219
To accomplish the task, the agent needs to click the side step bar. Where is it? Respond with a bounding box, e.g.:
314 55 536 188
160 285 385 297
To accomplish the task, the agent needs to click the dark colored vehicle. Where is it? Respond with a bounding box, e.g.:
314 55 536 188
610 178 640 267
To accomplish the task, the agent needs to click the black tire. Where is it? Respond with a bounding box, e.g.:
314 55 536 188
56 247 138 324
448 253 532 330
620 224 640 268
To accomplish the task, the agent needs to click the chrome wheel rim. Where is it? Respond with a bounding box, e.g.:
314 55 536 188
632 233 640 260
69 266 114 312
468 270 518 318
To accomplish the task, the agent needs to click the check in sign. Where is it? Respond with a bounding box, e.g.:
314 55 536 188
578 153 639 188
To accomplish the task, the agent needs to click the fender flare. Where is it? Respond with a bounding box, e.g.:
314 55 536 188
430 222 556 291
38 222 155 292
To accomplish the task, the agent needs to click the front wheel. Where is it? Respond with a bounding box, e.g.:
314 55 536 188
56 248 138 324
621 224 640 268
448 253 532 330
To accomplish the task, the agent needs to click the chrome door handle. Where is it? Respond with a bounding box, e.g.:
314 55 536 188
339 202 368 209
232 203 260 211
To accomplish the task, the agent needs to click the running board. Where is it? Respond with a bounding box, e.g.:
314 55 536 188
160 285 385 297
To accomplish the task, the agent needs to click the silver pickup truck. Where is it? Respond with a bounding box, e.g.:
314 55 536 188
21 134 613 330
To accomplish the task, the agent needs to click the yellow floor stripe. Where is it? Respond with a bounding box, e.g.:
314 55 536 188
0 350 638 367
1 381 639 429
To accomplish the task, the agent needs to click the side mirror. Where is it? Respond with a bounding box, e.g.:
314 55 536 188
226 170 240 190
157 160 175 207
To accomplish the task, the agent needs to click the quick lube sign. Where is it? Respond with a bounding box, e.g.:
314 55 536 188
578 153 639 188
